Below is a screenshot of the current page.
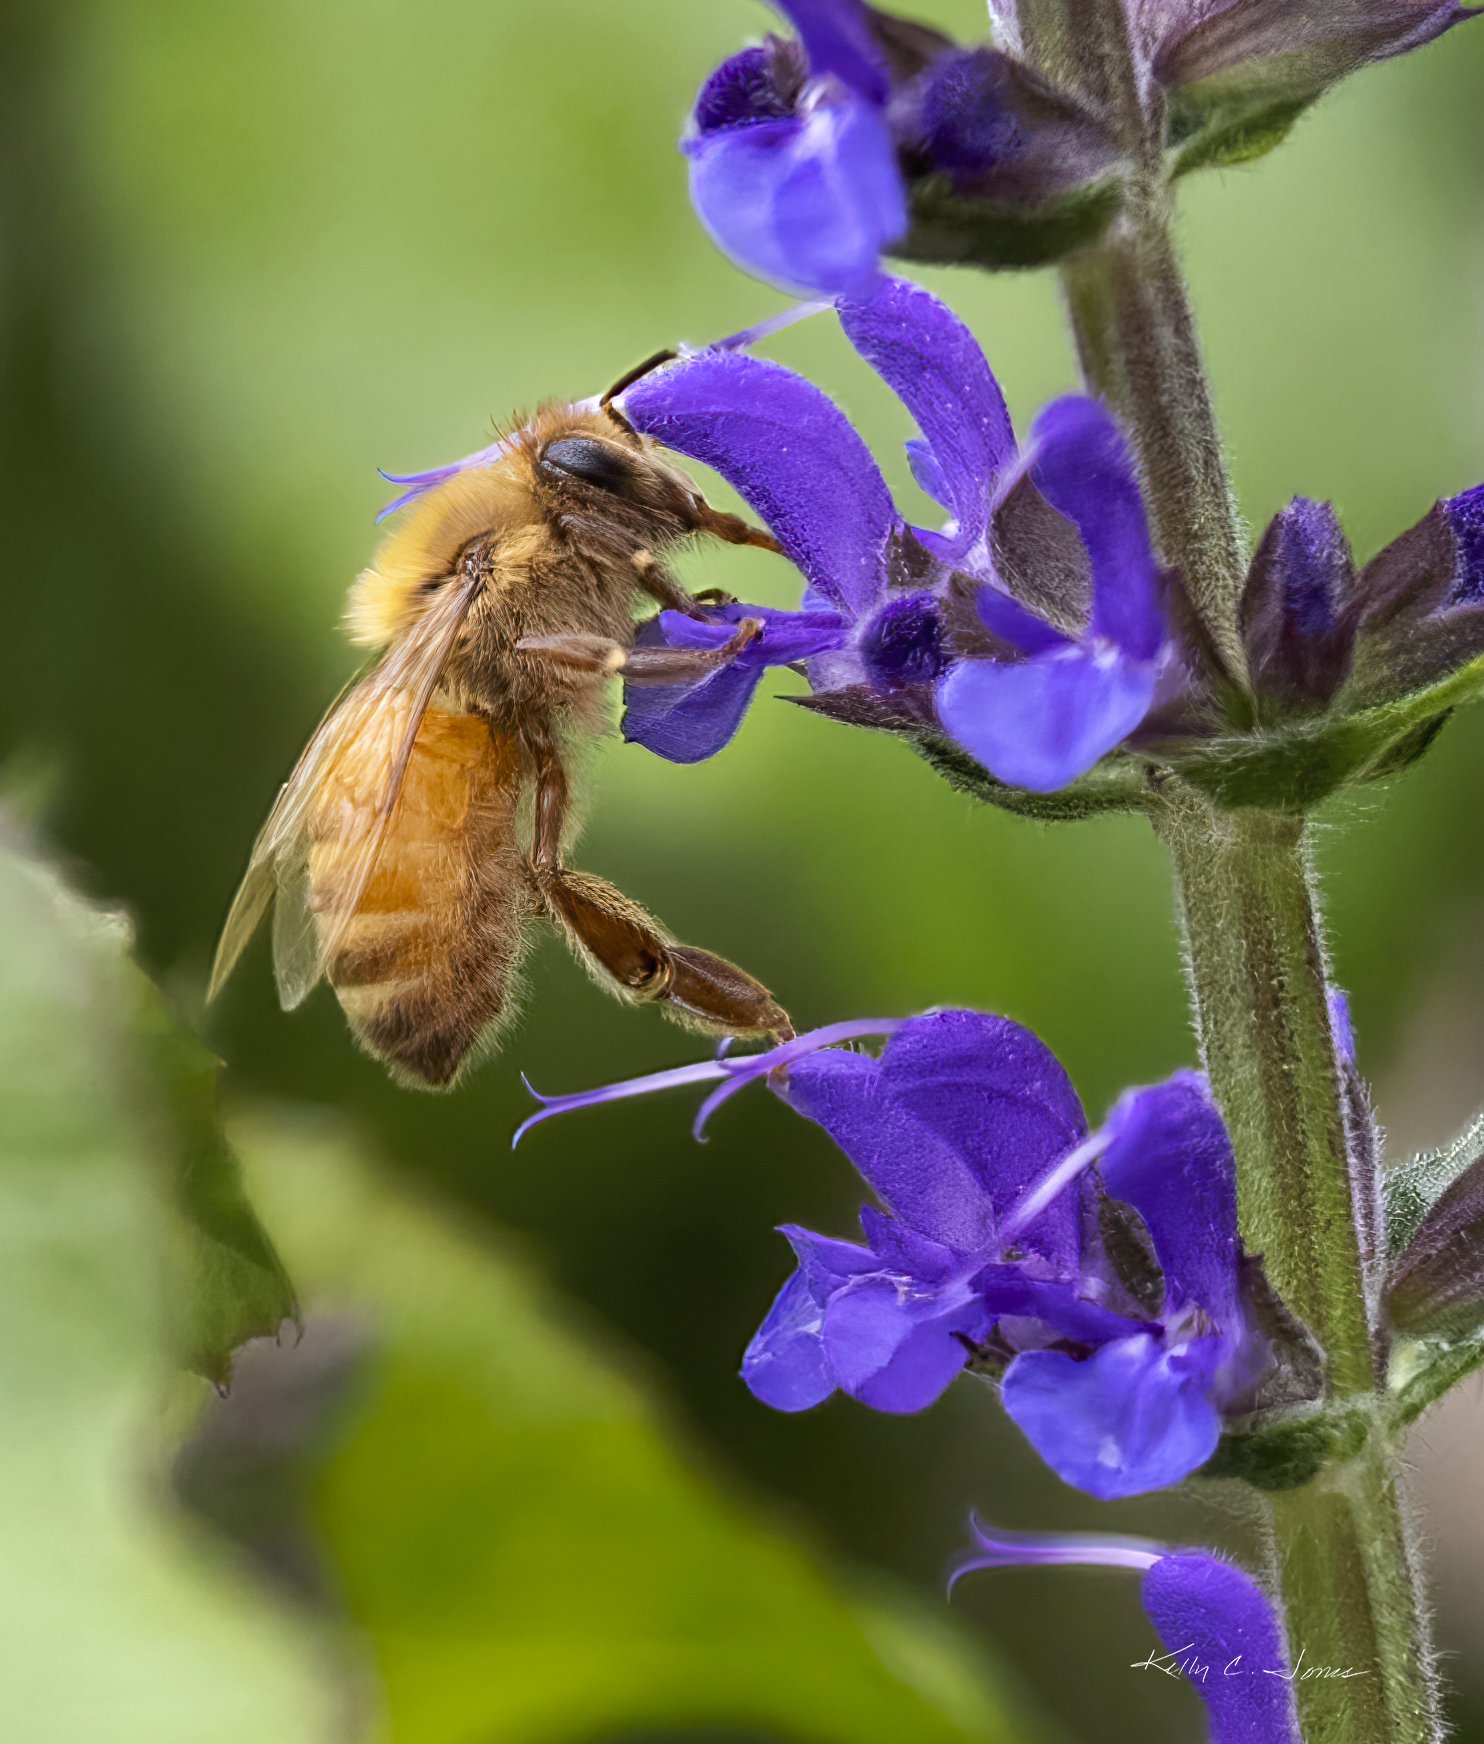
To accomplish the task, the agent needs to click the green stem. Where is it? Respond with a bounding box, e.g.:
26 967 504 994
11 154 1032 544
1158 795 1439 1740
1062 190 1251 682
1156 797 1372 1384
1012 4 1440 1736
1267 1450 1441 1744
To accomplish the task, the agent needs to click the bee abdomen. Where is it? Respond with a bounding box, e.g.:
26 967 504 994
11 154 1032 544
310 709 530 1089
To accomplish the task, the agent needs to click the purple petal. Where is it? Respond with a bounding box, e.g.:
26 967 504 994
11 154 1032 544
937 644 1158 792
857 1205 962 1282
1098 1072 1241 1324
742 1270 836 1411
770 0 892 98
695 44 798 134
1142 1554 1301 1743
620 350 900 614
906 437 954 510
685 86 906 297
623 606 847 764
820 1269 986 1412
781 1010 1086 1258
837 277 1016 565
782 1222 882 1295
1445 481 1484 604
949 1521 1302 1740
1030 397 1161 659
1001 1334 1223 1498
976 1262 1148 1348
969 581 1073 656
949 1516 1165 1590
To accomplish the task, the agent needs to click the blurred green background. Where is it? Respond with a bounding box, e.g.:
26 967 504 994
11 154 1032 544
3 1 1483 1739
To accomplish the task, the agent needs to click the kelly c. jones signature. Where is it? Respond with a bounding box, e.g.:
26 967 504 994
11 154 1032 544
1131 1645 1370 1684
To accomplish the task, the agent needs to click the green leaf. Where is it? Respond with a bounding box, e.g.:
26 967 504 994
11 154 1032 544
0 824 333 1741
131 984 299 1385
1384 1116 1484 1262
234 1113 1051 1744
0 832 297 1384
1383 1118 1484 1420
1168 88 1314 176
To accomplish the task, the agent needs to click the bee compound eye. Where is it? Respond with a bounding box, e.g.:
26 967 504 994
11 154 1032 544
539 436 635 493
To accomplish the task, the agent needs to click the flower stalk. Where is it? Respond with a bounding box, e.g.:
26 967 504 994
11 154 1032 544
1014 2 1440 1736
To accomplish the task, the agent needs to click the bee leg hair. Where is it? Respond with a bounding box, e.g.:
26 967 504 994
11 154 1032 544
534 863 794 1043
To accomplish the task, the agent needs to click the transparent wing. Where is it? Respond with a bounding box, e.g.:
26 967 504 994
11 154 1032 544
208 570 485 1008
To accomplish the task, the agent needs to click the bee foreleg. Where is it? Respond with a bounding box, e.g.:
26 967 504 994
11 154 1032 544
534 866 793 1042
631 549 715 619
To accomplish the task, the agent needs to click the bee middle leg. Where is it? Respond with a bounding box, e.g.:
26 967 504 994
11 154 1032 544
534 863 793 1042
517 617 763 688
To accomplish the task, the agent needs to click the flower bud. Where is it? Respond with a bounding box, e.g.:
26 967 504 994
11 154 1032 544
1387 1143 1484 1340
1241 498 1356 713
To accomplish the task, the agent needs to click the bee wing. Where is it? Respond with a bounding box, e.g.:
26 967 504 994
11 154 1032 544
208 570 486 1008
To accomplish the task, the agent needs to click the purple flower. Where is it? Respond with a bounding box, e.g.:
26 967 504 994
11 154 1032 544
687 6 907 296
618 275 1168 791
516 1009 1273 1499
951 1517 1301 1743
685 3 1119 294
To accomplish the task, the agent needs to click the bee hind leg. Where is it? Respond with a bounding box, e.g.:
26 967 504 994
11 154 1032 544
533 864 793 1043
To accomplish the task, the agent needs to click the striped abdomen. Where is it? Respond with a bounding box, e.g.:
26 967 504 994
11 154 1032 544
309 707 530 1087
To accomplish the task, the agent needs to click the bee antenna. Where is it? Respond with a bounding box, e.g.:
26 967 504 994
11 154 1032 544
601 349 678 412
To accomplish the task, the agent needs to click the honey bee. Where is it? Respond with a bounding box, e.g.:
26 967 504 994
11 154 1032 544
209 364 793 1088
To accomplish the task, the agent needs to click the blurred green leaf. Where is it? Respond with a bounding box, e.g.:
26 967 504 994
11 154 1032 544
0 824 333 1742
237 1113 1050 1744
131 980 299 1385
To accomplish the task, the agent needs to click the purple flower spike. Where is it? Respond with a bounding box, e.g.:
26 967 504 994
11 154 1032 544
620 276 1165 790
952 1518 1302 1744
518 1005 1282 1492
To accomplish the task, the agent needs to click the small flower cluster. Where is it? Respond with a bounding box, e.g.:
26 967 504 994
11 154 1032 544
613 277 1484 809
520 1010 1318 1497
520 1010 1328 1730
685 0 1474 295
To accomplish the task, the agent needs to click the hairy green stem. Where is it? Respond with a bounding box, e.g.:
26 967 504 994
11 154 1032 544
1010 2 1440 1736
1062 193 1251 682
1157 797 1372 1381
1160 796 1439 1740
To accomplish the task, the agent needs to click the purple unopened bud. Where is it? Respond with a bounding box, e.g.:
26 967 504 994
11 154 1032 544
1241 498 1356 710
1343 492 1484 705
